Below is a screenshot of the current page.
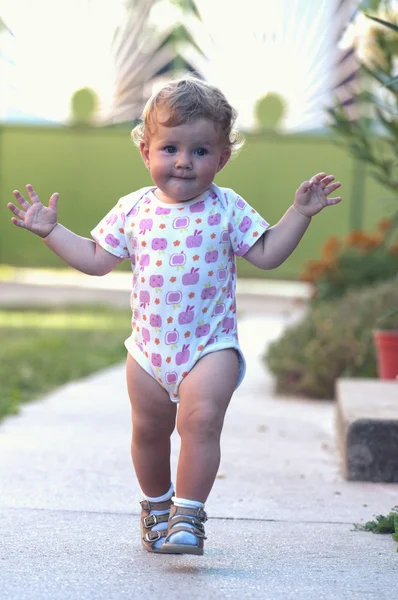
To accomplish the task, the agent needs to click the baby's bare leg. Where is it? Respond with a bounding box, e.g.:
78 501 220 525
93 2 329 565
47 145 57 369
176 349 239 502
126 354 177 497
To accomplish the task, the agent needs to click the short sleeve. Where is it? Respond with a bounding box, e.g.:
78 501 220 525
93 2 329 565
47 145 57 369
225 189 270 256
91 200 129 259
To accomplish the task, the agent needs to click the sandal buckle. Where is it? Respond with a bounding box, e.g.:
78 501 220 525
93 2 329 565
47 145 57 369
145 530 161 542
140 499 151 511
143 514 157 528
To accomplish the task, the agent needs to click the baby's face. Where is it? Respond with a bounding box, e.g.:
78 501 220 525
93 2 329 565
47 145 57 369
140 117 231 204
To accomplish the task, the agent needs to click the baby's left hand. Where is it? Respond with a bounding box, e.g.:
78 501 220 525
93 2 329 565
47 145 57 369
294 172 342 218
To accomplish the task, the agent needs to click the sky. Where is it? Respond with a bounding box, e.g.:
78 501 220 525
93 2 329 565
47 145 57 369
0 0 337 131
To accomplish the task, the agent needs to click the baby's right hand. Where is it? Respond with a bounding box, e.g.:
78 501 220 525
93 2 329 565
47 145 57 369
8 184 59 238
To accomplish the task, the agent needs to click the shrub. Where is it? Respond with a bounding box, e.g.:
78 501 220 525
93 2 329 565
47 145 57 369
300 218 398 301
264 279 397 399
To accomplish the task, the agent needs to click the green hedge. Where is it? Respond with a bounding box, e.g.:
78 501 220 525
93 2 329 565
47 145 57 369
264 279 397 399
1 125 396 279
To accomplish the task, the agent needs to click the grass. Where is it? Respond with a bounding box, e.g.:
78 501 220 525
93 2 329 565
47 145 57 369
0 304 132 422
354 506 398 552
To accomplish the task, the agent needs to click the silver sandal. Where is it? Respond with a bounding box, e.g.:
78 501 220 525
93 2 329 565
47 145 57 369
140 498 173 553
161 504 207 555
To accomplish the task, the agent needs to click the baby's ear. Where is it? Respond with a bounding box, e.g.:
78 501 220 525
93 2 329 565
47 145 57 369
140 141 150 168
217 147 232 172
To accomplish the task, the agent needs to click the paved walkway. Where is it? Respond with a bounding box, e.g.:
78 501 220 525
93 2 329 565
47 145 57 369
1 274 397 599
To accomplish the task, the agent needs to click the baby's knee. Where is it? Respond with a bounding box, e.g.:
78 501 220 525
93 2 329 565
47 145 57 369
177 404 224 441
133 414 175 443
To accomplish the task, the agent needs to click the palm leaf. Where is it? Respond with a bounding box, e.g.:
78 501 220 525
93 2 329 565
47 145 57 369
365 14 398 33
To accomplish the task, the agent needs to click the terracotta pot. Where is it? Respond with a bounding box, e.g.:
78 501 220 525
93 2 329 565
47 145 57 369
373 330 398 380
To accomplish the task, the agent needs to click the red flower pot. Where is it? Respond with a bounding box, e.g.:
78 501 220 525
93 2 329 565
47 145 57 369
373 330 398 380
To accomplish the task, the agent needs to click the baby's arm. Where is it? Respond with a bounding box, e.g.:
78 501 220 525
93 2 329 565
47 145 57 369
8 185 123 276
244 172 342 270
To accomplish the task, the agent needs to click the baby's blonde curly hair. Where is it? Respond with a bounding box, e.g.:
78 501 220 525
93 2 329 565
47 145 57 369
131 75 243 154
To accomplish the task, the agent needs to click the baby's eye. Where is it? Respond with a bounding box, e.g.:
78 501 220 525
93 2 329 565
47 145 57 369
164 146 176 154
194 148 207 157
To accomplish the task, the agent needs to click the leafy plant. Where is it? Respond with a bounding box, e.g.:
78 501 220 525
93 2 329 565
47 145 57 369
328 4 398 206
354 506 398 552
106 0 204 125
300 218 398 301
264 279 397 399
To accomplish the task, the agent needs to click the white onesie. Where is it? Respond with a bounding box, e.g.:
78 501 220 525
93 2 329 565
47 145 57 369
91 184 269 401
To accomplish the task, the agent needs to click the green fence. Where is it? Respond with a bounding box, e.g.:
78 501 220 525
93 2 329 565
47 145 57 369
0 124 396 279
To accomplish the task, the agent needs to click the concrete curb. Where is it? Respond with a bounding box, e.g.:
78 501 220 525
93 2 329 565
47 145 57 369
336 378 398 482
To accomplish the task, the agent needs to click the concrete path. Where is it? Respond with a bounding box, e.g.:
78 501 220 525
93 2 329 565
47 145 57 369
1 282 397 599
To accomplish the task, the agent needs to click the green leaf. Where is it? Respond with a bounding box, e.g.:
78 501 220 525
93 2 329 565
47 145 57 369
365 14 398 33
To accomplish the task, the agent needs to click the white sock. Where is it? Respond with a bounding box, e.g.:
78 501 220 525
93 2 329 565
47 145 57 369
143 483 174 549
168 497 205 546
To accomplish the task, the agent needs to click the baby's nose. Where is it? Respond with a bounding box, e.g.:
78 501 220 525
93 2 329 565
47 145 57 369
175 152 192 168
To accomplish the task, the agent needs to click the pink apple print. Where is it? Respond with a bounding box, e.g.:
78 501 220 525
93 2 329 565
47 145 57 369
151 353 162 367
165 372 177 384
173 216 190 229
166 291 182 305
131 254 136 266
178 305 194 325
133 274 138 288
217 266 227 281
140 254 150 270
140 290 150 308
190 201 205 213
165 329 179 345
235 196 246 210
170 252 186 266
212 303 226 316
235 241 250 256
142 327 150 344
209 191 217 200
230 263 236 275
222 317 234 333
227 281 233 298
239 216 252 233
206 336 218 346
106 213 118 226
152 238 167 250
155 206 171 215
105 234 120 248
131 236 139 249
205 249 218 263
139 218 153 234
220 230 229 243
201 285 216 300
182 268 199 286
133 308 140 320
150 314 162 327
260 219 269 228
228 223 234 234
130 206 140 217
149 274 164 288
195 323 210 337
176 344 190 366
208 213 221 226
136 341 143 352
186 229 203 248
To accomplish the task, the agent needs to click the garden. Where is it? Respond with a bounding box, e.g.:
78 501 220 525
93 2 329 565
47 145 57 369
265 6 398 399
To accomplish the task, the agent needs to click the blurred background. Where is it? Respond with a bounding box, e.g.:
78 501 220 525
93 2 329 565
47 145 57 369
1 0 398 415
0 0 397 279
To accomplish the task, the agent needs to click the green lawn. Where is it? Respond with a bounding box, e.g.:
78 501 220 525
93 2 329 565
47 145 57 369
0 304 132 421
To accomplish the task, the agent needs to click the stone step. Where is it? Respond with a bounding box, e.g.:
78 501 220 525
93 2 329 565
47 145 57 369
336 378 398 482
